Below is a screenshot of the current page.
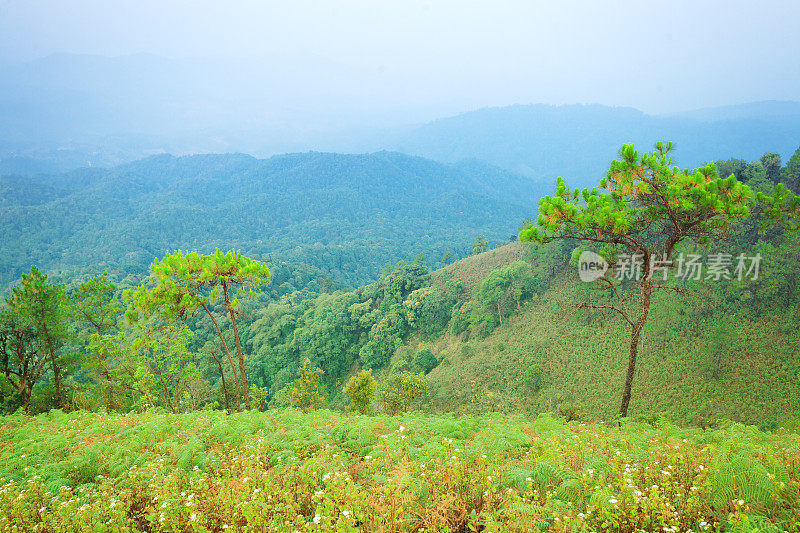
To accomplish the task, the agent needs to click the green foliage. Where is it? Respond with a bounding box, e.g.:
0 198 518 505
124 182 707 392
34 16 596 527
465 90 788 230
784 146 800 193
358 309 406 369
471 260 538 333
760 152 783 184
556 400 586 422
290 358 325 412
0 267 72 412
249 386 270 412
69 272 122 335
472 234 489 255
343 369 376 414
126 249 271 410
403 279 462 338
126 249 271 323
0 144 799 437
413 349 437 374
521 142 765 247
1 410 799 531
523 364 548 394
381 372 429 415
0 152 541 289
446 260 539 339
440 250 454 265
245 258 436 408
519 141 800 417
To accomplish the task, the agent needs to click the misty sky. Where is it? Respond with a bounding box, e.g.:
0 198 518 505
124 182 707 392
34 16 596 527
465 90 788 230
0 0 798 115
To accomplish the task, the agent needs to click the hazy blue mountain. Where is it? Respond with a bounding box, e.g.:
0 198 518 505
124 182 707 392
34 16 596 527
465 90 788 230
387 102 800 187
0 53 450 169
4 53 798 184
0 151 545 287
666 100 800 121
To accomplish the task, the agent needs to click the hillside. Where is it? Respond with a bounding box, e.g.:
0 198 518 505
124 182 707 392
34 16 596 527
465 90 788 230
408 239 800 429
0 151 546 288
389 102 800 187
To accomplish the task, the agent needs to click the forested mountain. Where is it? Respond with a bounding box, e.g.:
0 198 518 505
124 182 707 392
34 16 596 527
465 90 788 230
389 102 800 187
0 151 546 288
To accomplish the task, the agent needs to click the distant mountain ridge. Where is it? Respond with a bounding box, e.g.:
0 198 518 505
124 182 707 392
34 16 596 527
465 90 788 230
387 101 800 187
664 100 800 121
1 54 798 181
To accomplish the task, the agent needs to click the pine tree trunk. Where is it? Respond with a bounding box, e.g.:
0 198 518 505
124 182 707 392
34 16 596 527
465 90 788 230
223 282 251 410
51 359 63 410
210 350 230 411
619 282 652 418
22 381 32 413
42 324 64 410
201 303 241 410
619 323 642 418
218 361 230 411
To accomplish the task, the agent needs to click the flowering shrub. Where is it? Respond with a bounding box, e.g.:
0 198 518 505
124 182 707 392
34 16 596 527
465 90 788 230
0 410 799 531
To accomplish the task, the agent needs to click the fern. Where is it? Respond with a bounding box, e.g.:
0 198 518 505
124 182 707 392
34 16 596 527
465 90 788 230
710 453 777 511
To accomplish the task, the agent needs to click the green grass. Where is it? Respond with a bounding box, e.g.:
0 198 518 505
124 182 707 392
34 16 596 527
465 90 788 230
1 409 800 531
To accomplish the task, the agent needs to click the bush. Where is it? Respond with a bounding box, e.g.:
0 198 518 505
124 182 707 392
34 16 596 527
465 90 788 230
381 372 429 415
557 400 587 422
343 369 376 415
404 280 463 338
290 358 326 412
249 386 270 412
1 410 800 531
413 349 437 374
523 365 548 394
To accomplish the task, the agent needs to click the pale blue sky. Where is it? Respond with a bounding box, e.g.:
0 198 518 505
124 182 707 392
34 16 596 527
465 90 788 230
0 0 798 114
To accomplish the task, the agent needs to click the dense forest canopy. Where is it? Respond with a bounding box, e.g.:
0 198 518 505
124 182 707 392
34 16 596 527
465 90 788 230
0 151 547 290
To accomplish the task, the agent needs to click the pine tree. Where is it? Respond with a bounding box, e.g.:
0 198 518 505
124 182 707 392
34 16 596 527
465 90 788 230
472 235 489 255
343 369 376 414
291 358 325 412
4 267 71 410
520 142 800 417
126 249 270 410
784 146 800 193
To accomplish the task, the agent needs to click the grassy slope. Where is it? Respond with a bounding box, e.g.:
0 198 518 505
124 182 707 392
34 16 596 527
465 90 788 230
415 243 800 428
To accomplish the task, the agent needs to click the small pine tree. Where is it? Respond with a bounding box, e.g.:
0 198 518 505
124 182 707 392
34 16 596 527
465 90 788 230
472 235 489 255
249 386 270 412
381 372 429 415
343 369 376 415
291 358 325 412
